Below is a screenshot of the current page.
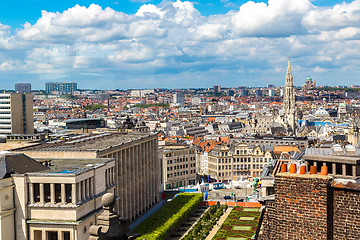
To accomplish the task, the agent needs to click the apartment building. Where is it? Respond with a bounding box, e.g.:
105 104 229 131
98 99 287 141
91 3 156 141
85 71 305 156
15 83 31 93
207 141 273 182
0 93 34 135
45 82 77 95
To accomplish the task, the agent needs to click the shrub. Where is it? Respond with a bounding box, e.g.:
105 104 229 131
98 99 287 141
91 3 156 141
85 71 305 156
134 193 202 240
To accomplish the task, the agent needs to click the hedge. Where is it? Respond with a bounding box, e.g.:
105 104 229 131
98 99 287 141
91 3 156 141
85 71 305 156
182 202 227 240
134 193 203 240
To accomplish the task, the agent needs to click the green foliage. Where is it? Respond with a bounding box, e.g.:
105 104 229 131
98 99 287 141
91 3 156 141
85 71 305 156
132 103 170 108
134 193 202 240
182 203 227 240
84 104 114 111
63 94 78 100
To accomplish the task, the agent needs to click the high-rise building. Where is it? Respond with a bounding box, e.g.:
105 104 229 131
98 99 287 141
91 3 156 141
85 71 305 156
240 89 249 97
269 89 275 97
0 93 34 135
15 83 31 93
255 89 262 97
283 56 296 132
173 93 185 104
226 89 235 96
213 85 221 94
45 82 77 94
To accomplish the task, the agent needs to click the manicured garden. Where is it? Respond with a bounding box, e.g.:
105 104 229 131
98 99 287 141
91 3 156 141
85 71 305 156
134 193 202 240
213 207 260 240
182 202 228 240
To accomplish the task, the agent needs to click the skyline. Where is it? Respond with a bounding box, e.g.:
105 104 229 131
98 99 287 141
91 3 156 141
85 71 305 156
0 0 360 90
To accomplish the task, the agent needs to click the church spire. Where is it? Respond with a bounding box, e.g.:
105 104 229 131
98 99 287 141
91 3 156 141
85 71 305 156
286 55 293 84
283 55 295 134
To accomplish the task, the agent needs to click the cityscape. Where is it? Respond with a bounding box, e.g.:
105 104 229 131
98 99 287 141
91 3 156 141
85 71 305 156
1 1 360 240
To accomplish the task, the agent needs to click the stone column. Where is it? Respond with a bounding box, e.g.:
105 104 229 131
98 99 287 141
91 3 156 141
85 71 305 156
81 181 85 200
50 183 55 204
77 182 81 203
72 183 76 204
58 231 63 240
332 163 336 175
61 184 66 204
342 164 346 177
352 165 357 177
29 183 34 204
39 183 44 204
85 179 89 198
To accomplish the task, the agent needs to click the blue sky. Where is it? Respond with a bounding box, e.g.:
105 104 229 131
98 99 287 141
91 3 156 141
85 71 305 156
0 0 359 90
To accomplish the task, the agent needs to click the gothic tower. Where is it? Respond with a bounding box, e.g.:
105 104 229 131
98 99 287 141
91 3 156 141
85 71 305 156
283 55 295 133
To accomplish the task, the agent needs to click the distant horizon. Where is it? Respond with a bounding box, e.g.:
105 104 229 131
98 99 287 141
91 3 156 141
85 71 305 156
0 0 359 89
5 84 360 92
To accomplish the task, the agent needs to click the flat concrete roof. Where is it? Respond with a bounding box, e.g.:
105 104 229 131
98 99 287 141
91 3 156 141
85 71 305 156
303 154 360 164
14 132 153 153
24 157 114 176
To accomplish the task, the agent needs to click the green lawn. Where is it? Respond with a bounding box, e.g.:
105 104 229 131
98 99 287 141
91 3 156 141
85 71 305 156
213 207 261 240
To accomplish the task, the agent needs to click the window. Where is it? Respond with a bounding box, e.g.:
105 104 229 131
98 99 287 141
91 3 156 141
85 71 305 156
66 184 72 203
47 231 58 240
34 231 42 240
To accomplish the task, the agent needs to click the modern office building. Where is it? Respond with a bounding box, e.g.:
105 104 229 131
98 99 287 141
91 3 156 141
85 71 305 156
213 85 221 94
14 132 161 221
45 82 77 95
0 93 34 135
162 145 197 189
15 83 31 93
226 89 235 96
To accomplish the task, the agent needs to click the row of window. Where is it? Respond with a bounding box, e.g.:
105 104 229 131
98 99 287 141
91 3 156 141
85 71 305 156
217 163 265 171
217 157 271 164
218 170 262 177
165 151 195 157
167 170 192 178
166 156 195 165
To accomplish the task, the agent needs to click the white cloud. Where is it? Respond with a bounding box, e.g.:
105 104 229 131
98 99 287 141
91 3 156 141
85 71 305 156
313 66 326 73
1 0 360 88
303 0 360 31
229 0 313 37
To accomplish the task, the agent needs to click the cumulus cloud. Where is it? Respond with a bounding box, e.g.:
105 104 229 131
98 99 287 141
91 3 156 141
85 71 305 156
1 0 360 89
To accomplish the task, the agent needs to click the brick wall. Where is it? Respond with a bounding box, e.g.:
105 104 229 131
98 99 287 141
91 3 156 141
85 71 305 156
259 173 333 240
333 188 360 240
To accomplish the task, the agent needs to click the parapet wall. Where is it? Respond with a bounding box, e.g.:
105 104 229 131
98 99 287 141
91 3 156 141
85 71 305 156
332 182 360 240
259 164 360 240
260 173 332 240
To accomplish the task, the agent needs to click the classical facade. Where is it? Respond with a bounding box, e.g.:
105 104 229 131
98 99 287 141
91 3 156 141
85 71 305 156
162 145 197 189
207 141 273 182
13 157 115 240
14 132 161 222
